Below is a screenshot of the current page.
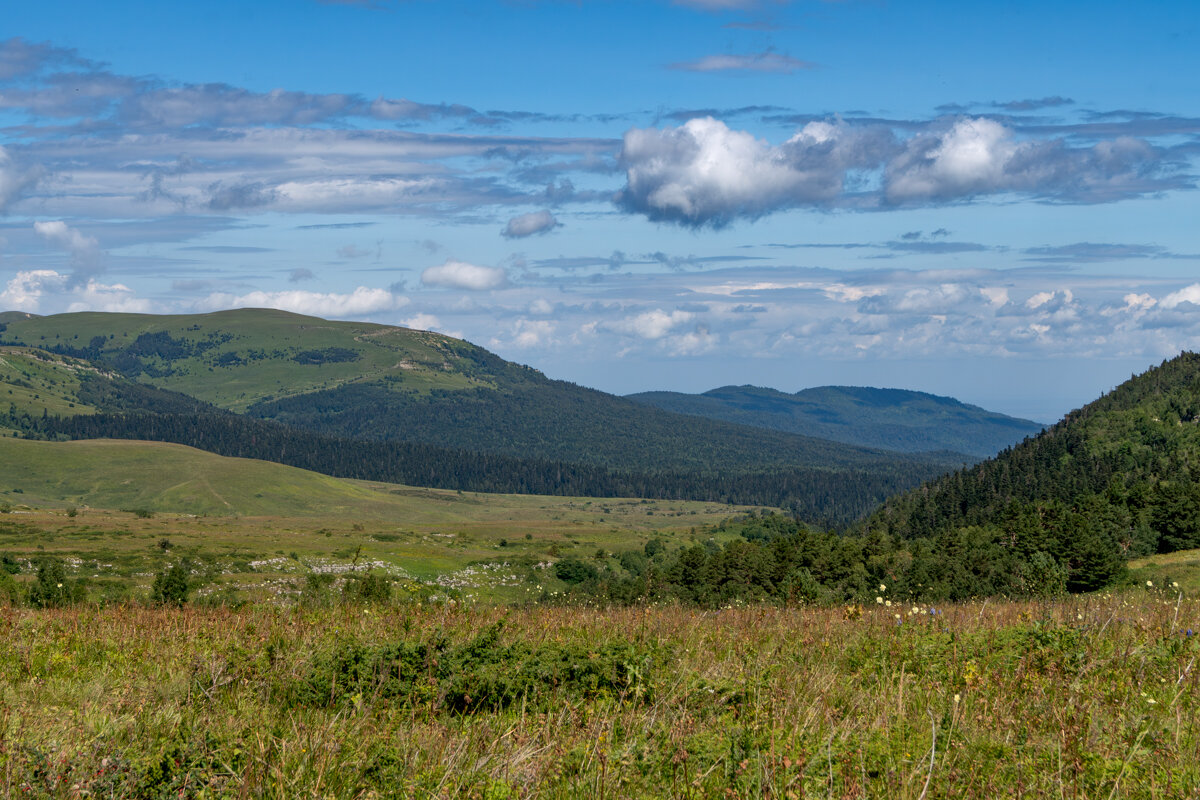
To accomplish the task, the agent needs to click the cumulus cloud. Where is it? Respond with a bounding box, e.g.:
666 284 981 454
196 286 408 317
421 259 507 291
669 52 815 74
609 309 694 339
401 312 443 331
616 117 890 227
0 269 150 313
1161 284 1200 309
884 118 1171 204
502 210 560 239
616 115 1183 226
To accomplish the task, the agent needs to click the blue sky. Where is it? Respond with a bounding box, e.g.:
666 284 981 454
1 0 1198 421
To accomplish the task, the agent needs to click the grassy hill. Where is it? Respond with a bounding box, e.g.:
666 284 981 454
0 308 497 411
0 436 425 517
628 384 1043 458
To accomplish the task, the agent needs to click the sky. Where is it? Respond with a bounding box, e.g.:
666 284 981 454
1 0 1198 422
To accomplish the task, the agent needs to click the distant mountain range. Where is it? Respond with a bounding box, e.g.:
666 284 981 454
627 385 1044 458
0 308 1023 524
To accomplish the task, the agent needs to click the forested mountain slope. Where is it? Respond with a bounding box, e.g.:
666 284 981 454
628 384 1043 457
861 352 1200 594
0 308 961 475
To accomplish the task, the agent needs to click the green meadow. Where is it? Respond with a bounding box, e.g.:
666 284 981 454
1 595 1197 798
0 437 760 605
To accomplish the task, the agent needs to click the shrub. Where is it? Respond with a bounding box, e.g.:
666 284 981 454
151 561 191 607
554 558 597 585
28 556 82 608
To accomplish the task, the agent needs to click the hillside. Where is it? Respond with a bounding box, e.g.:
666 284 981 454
861 351 1200 594
0 310 963 525
0 436 405 517
0 437 750 527
628 384 1043 457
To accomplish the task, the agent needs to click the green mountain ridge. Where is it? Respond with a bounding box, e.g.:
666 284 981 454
0 309 963 524
0 309 964 474
628 384 1044 458
860 351 1200 594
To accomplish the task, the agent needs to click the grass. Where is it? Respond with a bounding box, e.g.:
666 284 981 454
0 437 762 604
0 309 496 410
0 593 1197 798
0 348 100 433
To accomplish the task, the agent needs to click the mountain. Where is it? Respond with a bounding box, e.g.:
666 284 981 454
627 384 1044 458
0 309 963 525
861 351 1200 594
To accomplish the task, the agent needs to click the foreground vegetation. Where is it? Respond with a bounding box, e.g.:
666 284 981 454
1 593 1197 798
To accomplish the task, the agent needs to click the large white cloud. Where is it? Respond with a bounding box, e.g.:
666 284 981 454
196 286 408 317
616 116 1179 227
616 117 889 227
421 259 507 291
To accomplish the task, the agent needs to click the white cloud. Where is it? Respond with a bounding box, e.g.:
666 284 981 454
197 286 408 317
502 210 560 239
884 118 1168 204
617 117 888 227
1026 291 1057 309
33 219 100 264
490 318 557 349
0 269 150 313
1161 284 1200 309
421 259 507 291
401 312 443 331
610 309 693 340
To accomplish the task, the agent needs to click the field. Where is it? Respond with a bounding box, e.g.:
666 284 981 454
1 594 1197 798
0 438 763 606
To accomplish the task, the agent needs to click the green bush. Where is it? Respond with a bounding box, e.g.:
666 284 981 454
28 556 83 608
151 561 191 606
554 557 597 585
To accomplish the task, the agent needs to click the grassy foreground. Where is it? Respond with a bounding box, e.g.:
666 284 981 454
1 593 1197 798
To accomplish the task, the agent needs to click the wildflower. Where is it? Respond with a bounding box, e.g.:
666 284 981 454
875 596 883 604
1147 580 1153 588
1172 581 1180 589
911 607 920 615
879 584 887 592
885 600 892 608
953 693 960 704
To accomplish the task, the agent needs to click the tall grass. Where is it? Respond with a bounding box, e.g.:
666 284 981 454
1 592 1197 798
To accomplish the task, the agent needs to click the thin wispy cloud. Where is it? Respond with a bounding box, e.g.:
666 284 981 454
669 52 815 74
